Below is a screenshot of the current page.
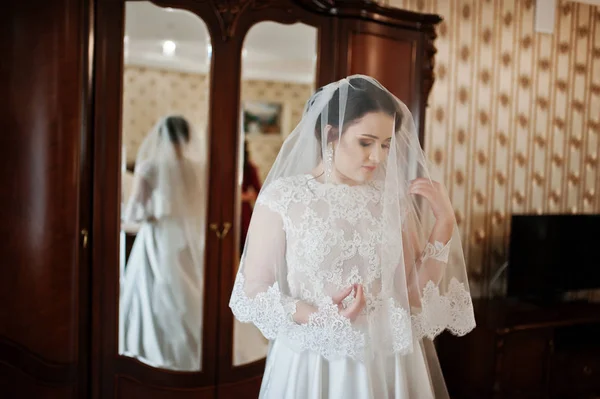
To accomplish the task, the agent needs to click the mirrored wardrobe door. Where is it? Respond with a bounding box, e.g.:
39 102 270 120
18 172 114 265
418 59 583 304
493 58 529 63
119 1 212 372
232 21 318 367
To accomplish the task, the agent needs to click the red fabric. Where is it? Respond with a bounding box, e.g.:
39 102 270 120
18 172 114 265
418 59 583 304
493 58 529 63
241 163 261 251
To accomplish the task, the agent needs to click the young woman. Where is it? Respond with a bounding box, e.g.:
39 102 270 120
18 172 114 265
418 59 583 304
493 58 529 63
230 76 475 398
120 116 206 371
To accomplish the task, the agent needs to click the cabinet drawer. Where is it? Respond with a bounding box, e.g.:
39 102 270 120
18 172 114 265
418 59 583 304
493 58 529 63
551 351 600 397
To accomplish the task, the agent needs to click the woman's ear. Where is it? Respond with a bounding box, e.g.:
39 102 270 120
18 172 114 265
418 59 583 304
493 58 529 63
325 125 339 144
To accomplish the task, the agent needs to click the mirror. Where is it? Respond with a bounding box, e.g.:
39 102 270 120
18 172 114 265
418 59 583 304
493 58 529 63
233 21 317 366
118 2 211 372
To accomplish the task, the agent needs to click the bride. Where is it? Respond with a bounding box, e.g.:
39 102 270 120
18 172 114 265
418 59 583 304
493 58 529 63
119 115 206 371
230 75 475 398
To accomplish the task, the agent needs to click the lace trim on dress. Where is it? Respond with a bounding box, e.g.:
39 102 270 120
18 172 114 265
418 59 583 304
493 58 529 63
230 274 415 361
229 274 298 340
411 277 476 340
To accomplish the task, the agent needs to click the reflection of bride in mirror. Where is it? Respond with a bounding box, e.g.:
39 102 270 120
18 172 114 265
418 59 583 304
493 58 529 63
119 115 206 371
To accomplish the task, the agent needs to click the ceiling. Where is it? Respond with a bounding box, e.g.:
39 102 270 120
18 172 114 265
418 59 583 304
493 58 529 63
124 2 317 84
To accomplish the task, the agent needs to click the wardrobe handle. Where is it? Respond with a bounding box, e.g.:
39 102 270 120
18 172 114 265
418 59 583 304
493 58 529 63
210 223 232 239
81 229 89 249
221 222 232 239
209 223 220 238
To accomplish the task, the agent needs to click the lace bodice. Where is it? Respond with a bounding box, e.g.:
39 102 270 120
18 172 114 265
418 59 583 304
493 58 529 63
264 176 389 309
230 175 475 361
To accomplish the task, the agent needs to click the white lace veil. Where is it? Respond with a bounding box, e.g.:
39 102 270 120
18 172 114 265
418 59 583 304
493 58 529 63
230 76 475 362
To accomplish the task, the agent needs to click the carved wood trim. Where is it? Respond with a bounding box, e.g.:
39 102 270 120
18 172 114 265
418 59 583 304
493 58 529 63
422 25 438 106
206 0 294 40
294 0 441 29
204 0 441 41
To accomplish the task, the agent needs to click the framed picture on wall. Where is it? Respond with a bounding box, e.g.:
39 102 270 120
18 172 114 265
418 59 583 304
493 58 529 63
243 101 283 135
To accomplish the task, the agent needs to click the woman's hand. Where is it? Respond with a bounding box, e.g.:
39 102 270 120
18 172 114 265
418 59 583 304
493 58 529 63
333 284 366 322
409 178 455 226
332 285 353 309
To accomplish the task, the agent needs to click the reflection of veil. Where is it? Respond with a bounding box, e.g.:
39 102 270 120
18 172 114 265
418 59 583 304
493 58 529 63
123 115 206 276
124 116 204 223
120 115 207 371
230 75 475 372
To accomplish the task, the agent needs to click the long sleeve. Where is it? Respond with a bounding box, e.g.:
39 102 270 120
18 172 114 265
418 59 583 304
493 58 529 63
122 161 155 223
402 212 453 306
401 212 476 340
229 202 300 338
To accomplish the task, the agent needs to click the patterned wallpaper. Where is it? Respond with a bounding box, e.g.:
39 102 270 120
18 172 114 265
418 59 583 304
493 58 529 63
122 66 210 166
383 0 600 296
122 66 312 181
242 79 314 181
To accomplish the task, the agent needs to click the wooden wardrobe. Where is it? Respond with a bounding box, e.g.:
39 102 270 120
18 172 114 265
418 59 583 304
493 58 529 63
0 0 440 397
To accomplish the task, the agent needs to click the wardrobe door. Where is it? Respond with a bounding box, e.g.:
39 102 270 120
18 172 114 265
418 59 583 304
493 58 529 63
336 14 440 146
230 16 318 365
0 0 93 397
92 1 222 397
210 2 334 396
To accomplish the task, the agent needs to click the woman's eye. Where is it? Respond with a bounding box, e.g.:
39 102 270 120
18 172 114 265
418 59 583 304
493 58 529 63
359 140 372 147
382 143 391 150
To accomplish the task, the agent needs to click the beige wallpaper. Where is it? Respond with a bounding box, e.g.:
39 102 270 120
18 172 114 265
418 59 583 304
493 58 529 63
241 79 314 181
383 0 600 296
122 66 210 166
122 66 312 181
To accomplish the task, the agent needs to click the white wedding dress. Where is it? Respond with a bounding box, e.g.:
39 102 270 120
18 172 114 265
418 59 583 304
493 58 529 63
119 159 205 371
230 175 475 398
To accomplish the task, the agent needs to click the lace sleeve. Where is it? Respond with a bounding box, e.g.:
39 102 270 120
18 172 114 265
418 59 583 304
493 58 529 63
401 208 475 341
230 272 366 360
122 161 155 223
230 273 298 339
408 237 475 340
421 240 451 263
229 186 297 336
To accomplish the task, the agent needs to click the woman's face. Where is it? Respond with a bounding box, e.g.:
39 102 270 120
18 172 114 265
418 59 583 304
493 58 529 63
332 111 394 184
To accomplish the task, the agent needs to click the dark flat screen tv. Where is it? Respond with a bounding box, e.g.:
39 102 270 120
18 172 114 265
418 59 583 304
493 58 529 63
507 214 600 303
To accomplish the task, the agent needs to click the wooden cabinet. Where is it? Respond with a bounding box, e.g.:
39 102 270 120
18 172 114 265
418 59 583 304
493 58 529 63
0 0 440 397
337 14 438 144
436 299 600 399
0 0 92 397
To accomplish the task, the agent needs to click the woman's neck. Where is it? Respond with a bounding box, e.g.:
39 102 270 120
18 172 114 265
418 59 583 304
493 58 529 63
312 162 358 186
174 147 184 160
